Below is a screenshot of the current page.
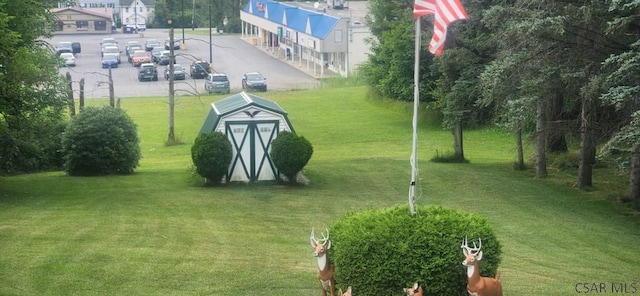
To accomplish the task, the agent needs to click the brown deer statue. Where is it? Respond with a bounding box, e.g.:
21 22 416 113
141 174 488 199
403 282 423 296
310 228 335 296
338 286 352 296
461 237 503 296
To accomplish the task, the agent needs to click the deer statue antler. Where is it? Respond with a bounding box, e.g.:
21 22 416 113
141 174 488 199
311 228 331 247
461 237 502 296
310 227 318 247
461 236 482 255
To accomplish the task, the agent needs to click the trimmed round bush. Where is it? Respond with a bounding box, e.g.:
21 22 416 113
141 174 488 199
191 132 232 185
270 131 313 184
62 106 140 176
330 205 501 296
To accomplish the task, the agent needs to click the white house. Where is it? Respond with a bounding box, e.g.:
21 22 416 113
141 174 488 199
120 0 155 29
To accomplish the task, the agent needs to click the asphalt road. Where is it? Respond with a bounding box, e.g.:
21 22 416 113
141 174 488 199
49 29 319 99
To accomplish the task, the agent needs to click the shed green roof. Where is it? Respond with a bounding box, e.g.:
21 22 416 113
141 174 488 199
213 92 286 116
198 92 293 135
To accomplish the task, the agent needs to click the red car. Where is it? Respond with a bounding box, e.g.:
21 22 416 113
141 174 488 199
131 50 151 67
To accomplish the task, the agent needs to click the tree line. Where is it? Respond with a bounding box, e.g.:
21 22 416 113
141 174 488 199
359 0 639 205
150 0 243 33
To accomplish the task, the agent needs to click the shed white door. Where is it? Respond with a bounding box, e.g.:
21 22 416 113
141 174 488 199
226 120 279 182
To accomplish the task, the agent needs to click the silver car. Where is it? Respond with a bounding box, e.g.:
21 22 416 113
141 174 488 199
205 73 230 94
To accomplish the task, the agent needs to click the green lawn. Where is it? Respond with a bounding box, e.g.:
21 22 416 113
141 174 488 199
0 86 638 295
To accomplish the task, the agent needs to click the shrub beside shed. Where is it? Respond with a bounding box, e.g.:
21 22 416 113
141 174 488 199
198 91 294 183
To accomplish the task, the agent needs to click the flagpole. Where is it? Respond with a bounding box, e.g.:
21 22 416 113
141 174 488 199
409 17 421 216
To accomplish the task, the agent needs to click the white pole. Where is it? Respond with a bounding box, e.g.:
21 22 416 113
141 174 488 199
408 18 421 216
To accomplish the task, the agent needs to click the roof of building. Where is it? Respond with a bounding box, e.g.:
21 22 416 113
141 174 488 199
52 7 113 19
198 91 294 135
242 0 341 40
119 0 156 6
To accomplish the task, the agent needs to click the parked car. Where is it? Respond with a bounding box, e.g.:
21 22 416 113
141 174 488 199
204 73 230 94
56 42 73 55
131 50 151 67
138 63 158 81
71 42 81 54
151 46 164 63
145 39 160 51
101 46 121 63
164 38 180 50
100 38 117 56
101 37 117 47
127 45 142 63
101 53 119 68
189 60 210 79
100 37 118 45
164 64 186 80
241 72 267 92
125 41 140 53
59 52 76 67
157 50 175 65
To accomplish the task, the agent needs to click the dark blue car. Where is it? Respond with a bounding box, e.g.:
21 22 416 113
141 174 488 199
101 54 119 69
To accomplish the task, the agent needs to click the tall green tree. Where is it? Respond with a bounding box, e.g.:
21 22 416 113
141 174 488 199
598 0 640 204
429 0 499 159
0 0 69 174
362 0 498 161
359 0 437 102
480 1 630 183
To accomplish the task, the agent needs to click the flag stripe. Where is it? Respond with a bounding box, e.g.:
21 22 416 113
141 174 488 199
413 0 468 56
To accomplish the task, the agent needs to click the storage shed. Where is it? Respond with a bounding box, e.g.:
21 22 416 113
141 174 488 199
198 91 295 183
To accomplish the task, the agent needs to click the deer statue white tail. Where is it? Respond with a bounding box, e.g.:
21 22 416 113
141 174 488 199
311 228 335 296
461 237 503 296
403 282 423 296
338 286 352 296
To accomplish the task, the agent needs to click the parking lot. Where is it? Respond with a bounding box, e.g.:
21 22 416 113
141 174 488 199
49 29 320 99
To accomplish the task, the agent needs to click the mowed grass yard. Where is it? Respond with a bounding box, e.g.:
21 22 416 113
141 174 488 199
1 86 638 295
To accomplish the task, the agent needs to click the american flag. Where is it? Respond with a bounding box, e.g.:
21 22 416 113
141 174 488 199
413 0 469 56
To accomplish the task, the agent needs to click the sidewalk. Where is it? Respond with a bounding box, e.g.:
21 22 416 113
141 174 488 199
242 38 339 79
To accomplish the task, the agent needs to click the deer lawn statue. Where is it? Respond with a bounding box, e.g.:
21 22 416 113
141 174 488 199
403 283 423 296
311 228 335 296
338 286 352 296
461 237 503 296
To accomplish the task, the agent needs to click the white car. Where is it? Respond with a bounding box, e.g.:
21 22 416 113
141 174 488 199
100 38 117 56
59 52 76 67
101 46 121 63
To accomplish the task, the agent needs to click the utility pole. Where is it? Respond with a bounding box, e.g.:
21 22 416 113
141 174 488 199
192 0 196 30
209 1 212 63
167 19 176 145
134 0 138 34
181 0 185 46
108 67 114 107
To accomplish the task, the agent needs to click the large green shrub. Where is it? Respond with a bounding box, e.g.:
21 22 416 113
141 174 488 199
330 205 501 296
270 131 313 184
62 106 140 176
0 117 66 175
191 132 233 185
